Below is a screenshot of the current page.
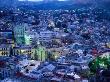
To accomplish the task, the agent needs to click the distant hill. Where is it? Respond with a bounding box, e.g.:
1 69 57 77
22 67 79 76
0 0 110 10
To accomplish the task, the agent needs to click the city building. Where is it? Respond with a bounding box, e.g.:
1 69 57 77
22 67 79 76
13 45 35 59
35 41 47 61
14 23 29 45
38 31 58 42
0 67 15 80
24 31 39 45
47 47 64 60
0 45 12 56
0 30 14 45
0 58 17 80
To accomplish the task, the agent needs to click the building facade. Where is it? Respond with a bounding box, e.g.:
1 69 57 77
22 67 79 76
0 45 11 56
13 46 35 59
35 44 47 61
14 23 28 45
0 30 14 45
24 31 39 45
39 31 58 42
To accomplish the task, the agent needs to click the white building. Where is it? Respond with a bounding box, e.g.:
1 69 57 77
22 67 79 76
39 31 58 42
24 31 39 45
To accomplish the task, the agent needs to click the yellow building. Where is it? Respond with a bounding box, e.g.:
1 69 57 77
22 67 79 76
13 46 35 59
0 44 11 56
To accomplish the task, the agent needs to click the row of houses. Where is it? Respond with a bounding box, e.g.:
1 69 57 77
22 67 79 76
0 44 47 61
